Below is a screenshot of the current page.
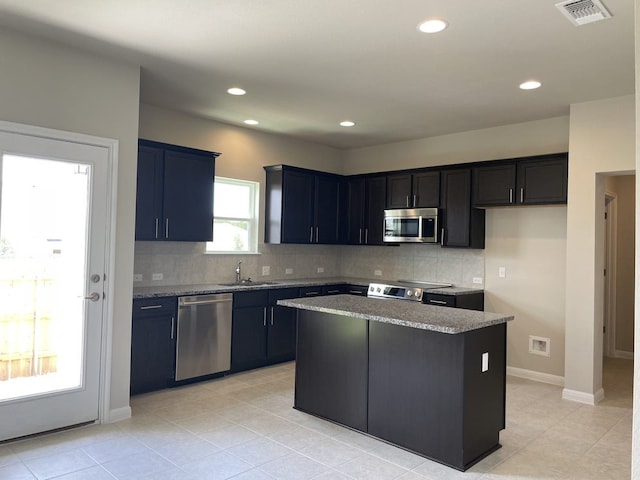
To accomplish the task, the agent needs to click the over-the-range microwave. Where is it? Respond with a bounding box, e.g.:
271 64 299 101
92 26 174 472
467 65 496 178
383 207 439 243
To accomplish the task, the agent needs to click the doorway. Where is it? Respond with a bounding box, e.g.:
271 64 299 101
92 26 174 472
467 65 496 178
0 123 116 441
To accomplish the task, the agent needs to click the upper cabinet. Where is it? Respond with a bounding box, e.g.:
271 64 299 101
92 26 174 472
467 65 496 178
135 139 219 241
440 169 485 249
386 171 440 209
472 154 568 207
347 176 386 245
264 165 343 244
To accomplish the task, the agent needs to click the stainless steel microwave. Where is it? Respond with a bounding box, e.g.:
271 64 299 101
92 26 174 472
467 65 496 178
383 208 439 243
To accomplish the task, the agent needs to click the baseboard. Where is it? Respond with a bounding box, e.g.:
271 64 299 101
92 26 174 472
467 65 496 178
562 387 605 405
507 366 564 386
614 350 634 360
106 406 132 423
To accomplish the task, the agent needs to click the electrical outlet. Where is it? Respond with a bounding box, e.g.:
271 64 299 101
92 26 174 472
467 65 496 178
262 266 270 276
152 273 163 281
498 267 506 278
374 269 382 276
285 268 293 275
473 277 483 284
133 274 143 282
317 267 324 273
529 336 550 357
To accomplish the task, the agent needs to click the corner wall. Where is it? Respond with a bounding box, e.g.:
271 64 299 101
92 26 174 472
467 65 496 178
0 28 141 418
564 95 635 404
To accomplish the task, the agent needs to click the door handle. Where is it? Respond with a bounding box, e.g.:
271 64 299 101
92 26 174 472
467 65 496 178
84 292 101 302
270 307 274 326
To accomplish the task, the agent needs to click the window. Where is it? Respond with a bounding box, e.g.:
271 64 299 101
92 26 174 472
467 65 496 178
206 177 259 253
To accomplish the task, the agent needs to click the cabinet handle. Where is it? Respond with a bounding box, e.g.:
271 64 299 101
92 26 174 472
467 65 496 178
406 195 410 208
365 228 368 244
509 188 513 204
413 194 417 207
348 290 363 295
170 316 175 339
440 228 445 246
326 289 340 294
154 218 159 239
315 227 319 243
304 291 320 296
429 299 448 305
520 188 524 203
359 228 362 244
270 306 274 326
263 308 267 327
310 226 313 243
165 218 169 239
140 304 163 310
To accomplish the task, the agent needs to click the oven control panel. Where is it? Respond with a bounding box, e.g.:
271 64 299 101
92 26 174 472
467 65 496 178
367 283 424 302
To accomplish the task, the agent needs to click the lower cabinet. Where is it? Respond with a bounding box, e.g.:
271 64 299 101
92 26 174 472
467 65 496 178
424 291 484 311
130 297 176 395
231 288 299 372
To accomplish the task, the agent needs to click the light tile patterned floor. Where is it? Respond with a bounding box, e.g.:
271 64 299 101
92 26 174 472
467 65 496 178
0 358 632 479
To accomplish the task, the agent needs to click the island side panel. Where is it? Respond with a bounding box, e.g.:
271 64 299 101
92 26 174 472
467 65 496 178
368 321 466 469
462 322 506 466
294 310 369 431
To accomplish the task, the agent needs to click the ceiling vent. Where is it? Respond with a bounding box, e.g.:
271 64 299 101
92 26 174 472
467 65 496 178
555 0 612 26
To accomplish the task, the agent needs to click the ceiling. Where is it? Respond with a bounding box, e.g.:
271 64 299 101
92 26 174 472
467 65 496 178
0 0 634 149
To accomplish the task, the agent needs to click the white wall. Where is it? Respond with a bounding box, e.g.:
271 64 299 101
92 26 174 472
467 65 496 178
0 27 141 419
565 95 635 404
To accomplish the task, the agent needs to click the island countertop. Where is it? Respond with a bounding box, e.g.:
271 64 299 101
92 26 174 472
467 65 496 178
278 294 513 334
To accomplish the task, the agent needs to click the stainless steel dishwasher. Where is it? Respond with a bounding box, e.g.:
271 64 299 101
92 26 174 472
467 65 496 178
175 293 232 381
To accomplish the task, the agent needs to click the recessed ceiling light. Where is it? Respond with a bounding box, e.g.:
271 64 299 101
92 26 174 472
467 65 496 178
227 87 246 96
418 18 448 33
244 119 259 125
340 121 356 127
519 80 542 90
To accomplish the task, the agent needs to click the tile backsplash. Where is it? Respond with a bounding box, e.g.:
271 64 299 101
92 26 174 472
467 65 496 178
133 242 484 288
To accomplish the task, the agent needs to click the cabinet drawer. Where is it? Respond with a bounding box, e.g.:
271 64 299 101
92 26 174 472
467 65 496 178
423 294 455 307
233 290 269 308
268 288 301 303
132 297 176 317
346 285 368 296
322 284 347 295
299 286 323 297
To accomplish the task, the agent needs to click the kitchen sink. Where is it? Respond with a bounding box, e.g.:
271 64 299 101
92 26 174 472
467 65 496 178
218 281 279 287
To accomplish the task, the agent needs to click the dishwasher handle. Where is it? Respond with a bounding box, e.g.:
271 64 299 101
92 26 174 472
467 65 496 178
178 294 233 307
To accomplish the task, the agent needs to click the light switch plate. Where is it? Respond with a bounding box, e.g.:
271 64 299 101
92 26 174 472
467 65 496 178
498 267 506 278
262 266 270 276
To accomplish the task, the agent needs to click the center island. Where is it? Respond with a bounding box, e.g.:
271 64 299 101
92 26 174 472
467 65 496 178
278 294 514 471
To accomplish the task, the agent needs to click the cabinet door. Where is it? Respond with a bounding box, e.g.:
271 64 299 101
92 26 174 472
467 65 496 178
315 175 341 244
517 157 568 204
441 169 485 248
267 288 299 360
472 164 516 206
413 171 440 208
231 306 268 370
386 174 412 209
282 170 315 243
365 176 386 245
346 178 365 244
130 298 176 395
135 145 164 240
163 150 215 241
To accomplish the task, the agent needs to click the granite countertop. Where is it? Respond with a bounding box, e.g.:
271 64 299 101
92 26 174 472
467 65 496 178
278 294 513 334
132 277 484 299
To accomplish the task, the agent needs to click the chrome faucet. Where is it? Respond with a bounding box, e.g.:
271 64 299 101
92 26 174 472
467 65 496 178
235 261 242 284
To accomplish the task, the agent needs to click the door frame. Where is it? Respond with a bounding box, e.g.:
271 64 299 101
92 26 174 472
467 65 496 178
0 120 118 426
604 191 617 358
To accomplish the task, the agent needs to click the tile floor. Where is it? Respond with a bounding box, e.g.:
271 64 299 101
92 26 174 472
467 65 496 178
0 358 633 479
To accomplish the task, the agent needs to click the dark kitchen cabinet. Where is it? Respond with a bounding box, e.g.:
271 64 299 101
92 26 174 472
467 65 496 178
440 169 485 249
264 166 343 244
135 139 219 241
231 288 299 372
424 291 484 311
387 171 440 209
347 176 386 245
130 297 176 395
472 154 568 206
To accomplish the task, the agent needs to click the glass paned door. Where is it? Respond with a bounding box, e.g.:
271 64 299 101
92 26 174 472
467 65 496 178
0 127 108 441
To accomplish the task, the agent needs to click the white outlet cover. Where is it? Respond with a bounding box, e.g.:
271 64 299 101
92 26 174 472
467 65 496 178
262 266 270 276
133 274 143 282
152 273 163 281
374 270 382 276
498 267 506 278
285 268 293 275
317 267 324 273
473 277 483 284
